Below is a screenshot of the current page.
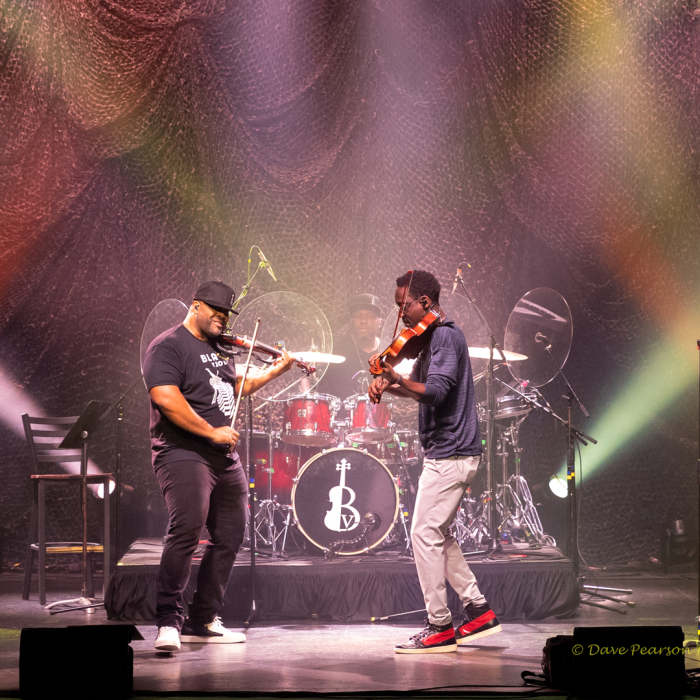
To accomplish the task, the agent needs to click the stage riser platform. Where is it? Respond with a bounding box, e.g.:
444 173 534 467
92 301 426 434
105 543 579 623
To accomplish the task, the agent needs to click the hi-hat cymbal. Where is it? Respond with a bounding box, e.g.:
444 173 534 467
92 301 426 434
289 351 346 364
468 347 527 361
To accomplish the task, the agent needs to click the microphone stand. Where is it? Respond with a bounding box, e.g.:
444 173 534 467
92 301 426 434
537 342 630 611
228 318 262 628
537 340 589 578
454 272 506 554
100 374 143 566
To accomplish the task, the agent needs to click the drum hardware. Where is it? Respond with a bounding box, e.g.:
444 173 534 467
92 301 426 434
245 417 320 559
244 412 293 559
487 407 550 547
325 513 383 559
384 429 423 466
453 267 512 552
452 491 490 552
393 495 413 559
467 347 528 362
384 430 419 557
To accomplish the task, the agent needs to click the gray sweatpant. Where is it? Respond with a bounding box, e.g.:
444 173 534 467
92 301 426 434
411 455 486 625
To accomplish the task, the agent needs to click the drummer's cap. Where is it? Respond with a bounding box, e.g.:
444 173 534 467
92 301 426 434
348 293 382 317
193 281 239 315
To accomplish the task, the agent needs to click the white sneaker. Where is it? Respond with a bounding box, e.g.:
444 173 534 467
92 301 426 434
180 616 246 644
155 626 181 652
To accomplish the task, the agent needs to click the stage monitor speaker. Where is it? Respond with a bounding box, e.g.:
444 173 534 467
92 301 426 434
20 624 143 699
572 625 685 699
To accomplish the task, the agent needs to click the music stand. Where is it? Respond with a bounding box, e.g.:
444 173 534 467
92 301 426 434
46 400 112 613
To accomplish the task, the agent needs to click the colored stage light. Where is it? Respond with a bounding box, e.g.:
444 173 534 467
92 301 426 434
0 366 112 497
556 336 696 484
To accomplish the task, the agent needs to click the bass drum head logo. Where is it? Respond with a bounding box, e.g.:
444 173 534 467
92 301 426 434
292 448 399 555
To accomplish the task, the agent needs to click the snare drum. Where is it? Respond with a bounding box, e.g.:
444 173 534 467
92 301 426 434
345 395 392 444
383 429 423 466
477 390 537 423
281 393 341 447
495 390 536 421
292 448 398 555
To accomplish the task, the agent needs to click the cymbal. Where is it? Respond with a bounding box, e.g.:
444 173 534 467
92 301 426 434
468 347 527 361
503 287 572 387
289 351 346 364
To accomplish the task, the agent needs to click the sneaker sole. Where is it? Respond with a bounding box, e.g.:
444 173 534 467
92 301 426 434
180 634 245 644
154 642 180 652
395 644 458 654
456 624 503 645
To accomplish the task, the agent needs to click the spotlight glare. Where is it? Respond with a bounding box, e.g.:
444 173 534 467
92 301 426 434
96 479 116 500
549 474 568 498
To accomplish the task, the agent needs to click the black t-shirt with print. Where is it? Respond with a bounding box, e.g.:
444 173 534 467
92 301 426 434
143 324 241 470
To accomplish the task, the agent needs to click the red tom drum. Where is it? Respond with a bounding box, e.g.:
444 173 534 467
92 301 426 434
281 393 341 447
345 395 392 444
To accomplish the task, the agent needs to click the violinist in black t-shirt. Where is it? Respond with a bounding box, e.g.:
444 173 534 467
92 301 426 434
143 280 296 653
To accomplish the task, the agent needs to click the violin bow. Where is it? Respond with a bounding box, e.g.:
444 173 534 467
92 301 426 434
230 317 261 429
392 268 414 339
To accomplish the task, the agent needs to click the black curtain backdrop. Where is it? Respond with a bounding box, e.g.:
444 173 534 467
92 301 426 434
1 0 699 568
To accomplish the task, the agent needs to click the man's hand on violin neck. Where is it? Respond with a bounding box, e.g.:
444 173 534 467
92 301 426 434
270 349 295 375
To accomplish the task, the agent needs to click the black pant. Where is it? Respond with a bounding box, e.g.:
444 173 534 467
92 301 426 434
155 459 248 629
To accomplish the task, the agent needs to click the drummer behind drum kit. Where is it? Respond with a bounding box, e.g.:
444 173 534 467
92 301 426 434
141 288 574 559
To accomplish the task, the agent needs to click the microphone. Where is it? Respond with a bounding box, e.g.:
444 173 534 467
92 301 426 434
257 249 278 282
535 332 551 346
452 262 471 294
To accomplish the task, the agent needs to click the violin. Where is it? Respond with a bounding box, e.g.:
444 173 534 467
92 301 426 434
369 307 441 376
215 332 316 376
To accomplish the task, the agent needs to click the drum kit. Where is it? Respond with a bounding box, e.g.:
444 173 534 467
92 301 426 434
141 285 575 559
241 388 419 558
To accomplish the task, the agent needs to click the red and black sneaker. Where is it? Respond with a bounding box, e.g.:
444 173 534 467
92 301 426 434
455 602 502 645
395 619 458 654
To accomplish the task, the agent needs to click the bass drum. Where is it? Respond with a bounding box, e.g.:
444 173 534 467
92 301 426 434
292 448 398 555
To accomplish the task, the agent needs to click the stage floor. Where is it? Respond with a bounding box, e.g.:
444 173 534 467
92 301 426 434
0 567 697 698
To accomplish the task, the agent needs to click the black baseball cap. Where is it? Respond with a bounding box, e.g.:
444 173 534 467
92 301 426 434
193 281 239 314
348 293 383 317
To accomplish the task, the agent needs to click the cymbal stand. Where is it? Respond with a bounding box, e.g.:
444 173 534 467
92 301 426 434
454 271 506 553
493 418 550 545
453 489 490 551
